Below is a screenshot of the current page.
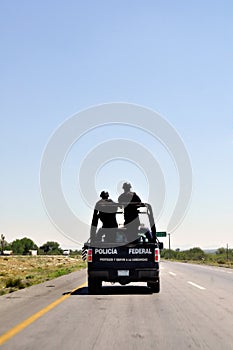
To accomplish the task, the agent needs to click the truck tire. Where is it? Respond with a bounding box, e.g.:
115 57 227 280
88 277 102 294
147 279 160 293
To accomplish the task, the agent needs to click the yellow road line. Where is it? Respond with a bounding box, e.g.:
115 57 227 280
0 282 87 346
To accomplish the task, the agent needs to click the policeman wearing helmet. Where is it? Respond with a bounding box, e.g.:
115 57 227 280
118 182 141 241
91 190 118 234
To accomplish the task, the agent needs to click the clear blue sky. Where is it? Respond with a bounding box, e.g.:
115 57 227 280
1 0 232 249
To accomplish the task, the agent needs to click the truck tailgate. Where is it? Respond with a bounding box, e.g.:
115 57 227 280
89 244 157 269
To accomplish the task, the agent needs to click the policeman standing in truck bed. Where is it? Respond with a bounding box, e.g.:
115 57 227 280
118 182 141 242
91 191 118 241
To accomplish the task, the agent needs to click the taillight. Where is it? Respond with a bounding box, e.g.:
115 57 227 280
155 248 160 262
87 249 92 262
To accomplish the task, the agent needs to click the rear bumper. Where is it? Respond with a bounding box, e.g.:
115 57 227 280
88 268 159 283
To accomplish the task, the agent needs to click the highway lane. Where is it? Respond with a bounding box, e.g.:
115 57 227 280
0 269 87 336
1 261 233 350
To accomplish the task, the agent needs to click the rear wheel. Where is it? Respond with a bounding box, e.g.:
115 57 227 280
147 278 160 293
88 277 102 294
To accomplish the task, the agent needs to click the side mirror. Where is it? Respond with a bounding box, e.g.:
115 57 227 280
159 242 164 250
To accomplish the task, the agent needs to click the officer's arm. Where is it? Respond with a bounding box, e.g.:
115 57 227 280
91 209 99 227
134 193 141 203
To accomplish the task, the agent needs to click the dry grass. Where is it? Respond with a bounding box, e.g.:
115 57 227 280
0 255 86 295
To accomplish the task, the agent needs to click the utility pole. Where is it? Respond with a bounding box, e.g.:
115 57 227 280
226 243 229 261
168 233 171 259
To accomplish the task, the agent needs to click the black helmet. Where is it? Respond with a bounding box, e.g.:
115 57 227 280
100 191 109 199
122 182 132 190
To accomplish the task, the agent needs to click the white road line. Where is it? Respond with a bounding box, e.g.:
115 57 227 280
188 281 206 290
169 272 176 276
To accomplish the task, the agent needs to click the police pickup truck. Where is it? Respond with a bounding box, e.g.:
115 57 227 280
83 203 164 294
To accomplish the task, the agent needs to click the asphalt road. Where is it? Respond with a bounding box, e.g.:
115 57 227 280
1 261 233 350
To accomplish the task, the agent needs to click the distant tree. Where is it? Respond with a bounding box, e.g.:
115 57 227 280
39 241 63 255
177 251 188 260
186 247 206 260
229 249 233 260
161 247 206 261
216 247 226 255
160 248 178 259
214 247 233 262
1 234 6 254
11 237 38 255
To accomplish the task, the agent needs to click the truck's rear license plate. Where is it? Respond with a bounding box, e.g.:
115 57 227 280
118 270 129 276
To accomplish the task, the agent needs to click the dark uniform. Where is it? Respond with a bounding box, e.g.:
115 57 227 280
94 198 118 228
91 191 118 242
118 183 141 242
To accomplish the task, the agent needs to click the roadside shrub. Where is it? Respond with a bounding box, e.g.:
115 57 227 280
217 259 226 265
5 278 25 289
54 268 71 277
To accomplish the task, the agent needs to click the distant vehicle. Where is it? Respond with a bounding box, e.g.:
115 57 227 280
2 250 13 256
83 203 164 294
63 249 70 256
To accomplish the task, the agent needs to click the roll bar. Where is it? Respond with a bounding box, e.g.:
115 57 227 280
95 202 157 242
